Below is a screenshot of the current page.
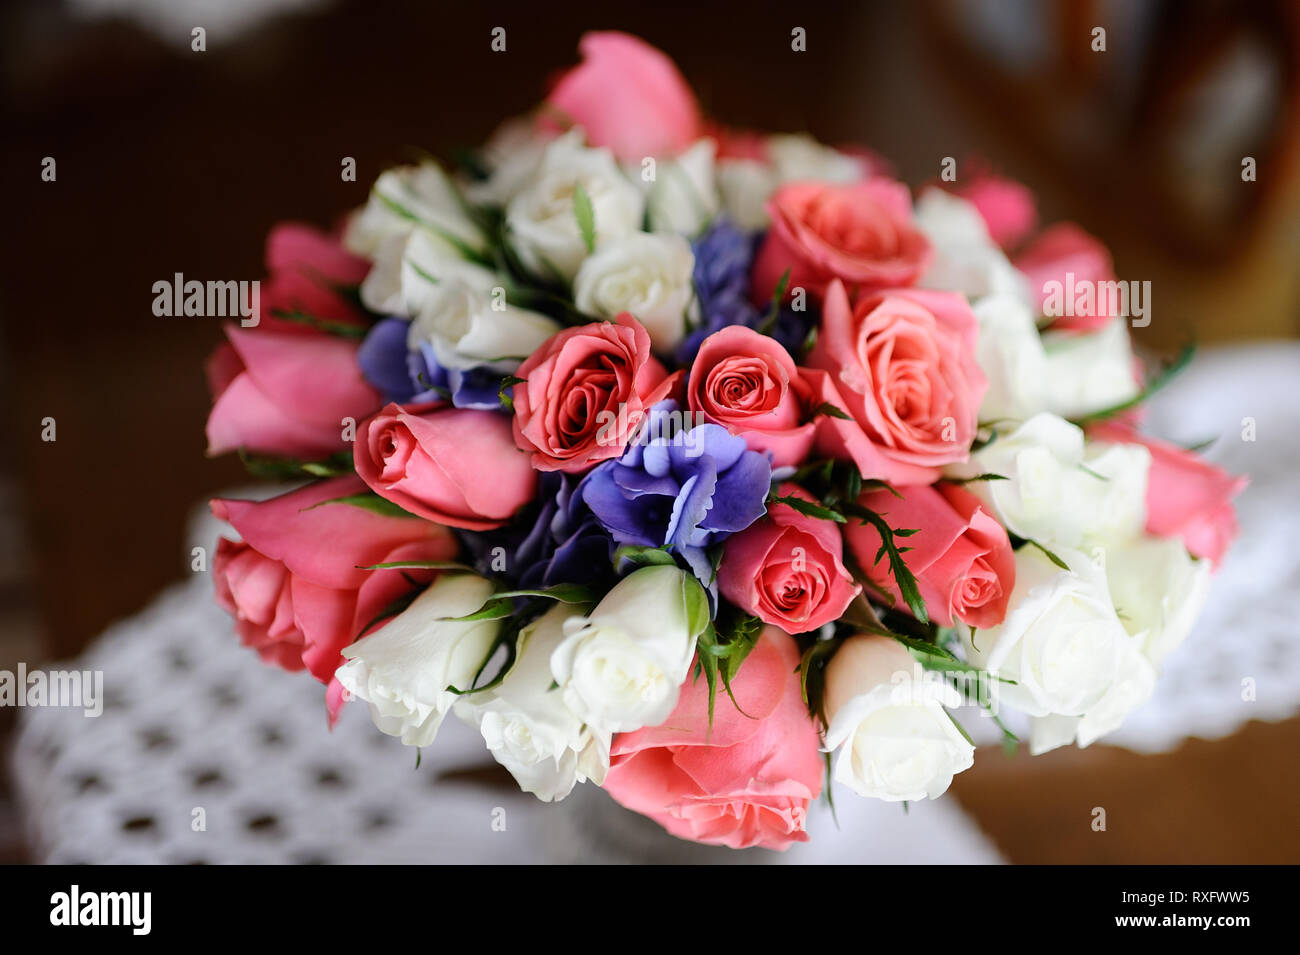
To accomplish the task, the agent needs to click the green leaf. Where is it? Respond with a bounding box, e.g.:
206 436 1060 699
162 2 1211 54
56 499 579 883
237 449 353 480
355 587 421 640
269 308 369 339
845 506 928 623
445 598 517 622
303 493 419 520
444 582 594 623
890 633 1018 684
797 638 839 726
813 402 852 421
498 375 525 412
373 189 490 266
944 472 1008 486
756 267 792 336
573 182 596 253
770 494 846 524
1076 463 1110 482
612 544 677 571
947 711 975 746
1069 342 1196 426
1010 535 1071 571
489 583 594 604
358 560 474 572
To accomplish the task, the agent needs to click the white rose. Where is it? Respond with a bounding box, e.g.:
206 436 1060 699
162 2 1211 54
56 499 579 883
505 131 644 283
915 189 1030 301
335 574 499 748
462 116 550 207
455 603 609 802
1041 317 1141 418
959 412 1149 549
1029 639 1157 753
642 138 720 236
971 293 1049 422
408 278 560 372
766 133 863 183
964 545 1132 724
573 232 695 353
1105 534 1211 668
550 565 709 734
346 162 487 260
822 634 974 802
359 227 499 318
716 158 776 230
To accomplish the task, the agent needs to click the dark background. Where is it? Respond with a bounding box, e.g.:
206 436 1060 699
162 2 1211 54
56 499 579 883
1 0 1297 863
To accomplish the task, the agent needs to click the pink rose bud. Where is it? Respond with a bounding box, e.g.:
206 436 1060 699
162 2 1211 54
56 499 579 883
845 483 1015 629
719 484 861 634
205 325 380 459
355 404 538 530
1014 223 1117 333
751 179 931 304
1091 422 1247 567
211 476 457 683
604 626 822 850
809 280 987 485
951 173 1037 251
545 31 702 162
511 315 678 473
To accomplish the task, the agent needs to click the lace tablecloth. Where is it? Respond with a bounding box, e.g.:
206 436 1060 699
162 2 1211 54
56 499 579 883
11 342 1299 863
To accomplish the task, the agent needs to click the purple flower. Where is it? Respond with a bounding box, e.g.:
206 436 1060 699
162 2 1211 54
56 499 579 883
674 219 816 365
357 316 503 410
459 472 617 592
579 400 771 593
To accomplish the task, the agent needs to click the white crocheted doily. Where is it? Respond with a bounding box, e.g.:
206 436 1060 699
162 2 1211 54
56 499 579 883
10 567 1001 864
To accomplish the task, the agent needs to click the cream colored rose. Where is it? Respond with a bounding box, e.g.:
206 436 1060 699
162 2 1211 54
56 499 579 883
455 603 609 802
549 566 709 735
957 413 1149 550
335 574 499 748
346 161 488 260
965 545 1133 724
505 131 644 283
823 634 974 802
359 227 499 318
407 278 559 372
573 232 695 353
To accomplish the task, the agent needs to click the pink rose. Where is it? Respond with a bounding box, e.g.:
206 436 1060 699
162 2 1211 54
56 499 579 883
603 626 822 850
1013 223 1116 333
719 484 861 634
257 222 373 337
808 281 987 485
1091 422 1246 566
545 31 701 161
687 325 823 468
205 224 380 458
211 476 457 683
845 483 1015 628
206 325 380 458
355 403 538 530
751 179 931 303
951 172 1037 251
511 314 678 473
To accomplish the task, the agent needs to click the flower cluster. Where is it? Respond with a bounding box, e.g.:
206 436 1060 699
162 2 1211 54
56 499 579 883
206 32 1245 850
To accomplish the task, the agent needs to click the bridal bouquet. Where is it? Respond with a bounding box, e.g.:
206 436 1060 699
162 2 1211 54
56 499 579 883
206 32 1245 849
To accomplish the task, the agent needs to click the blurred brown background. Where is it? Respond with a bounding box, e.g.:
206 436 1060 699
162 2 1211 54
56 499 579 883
1 0 1297 863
